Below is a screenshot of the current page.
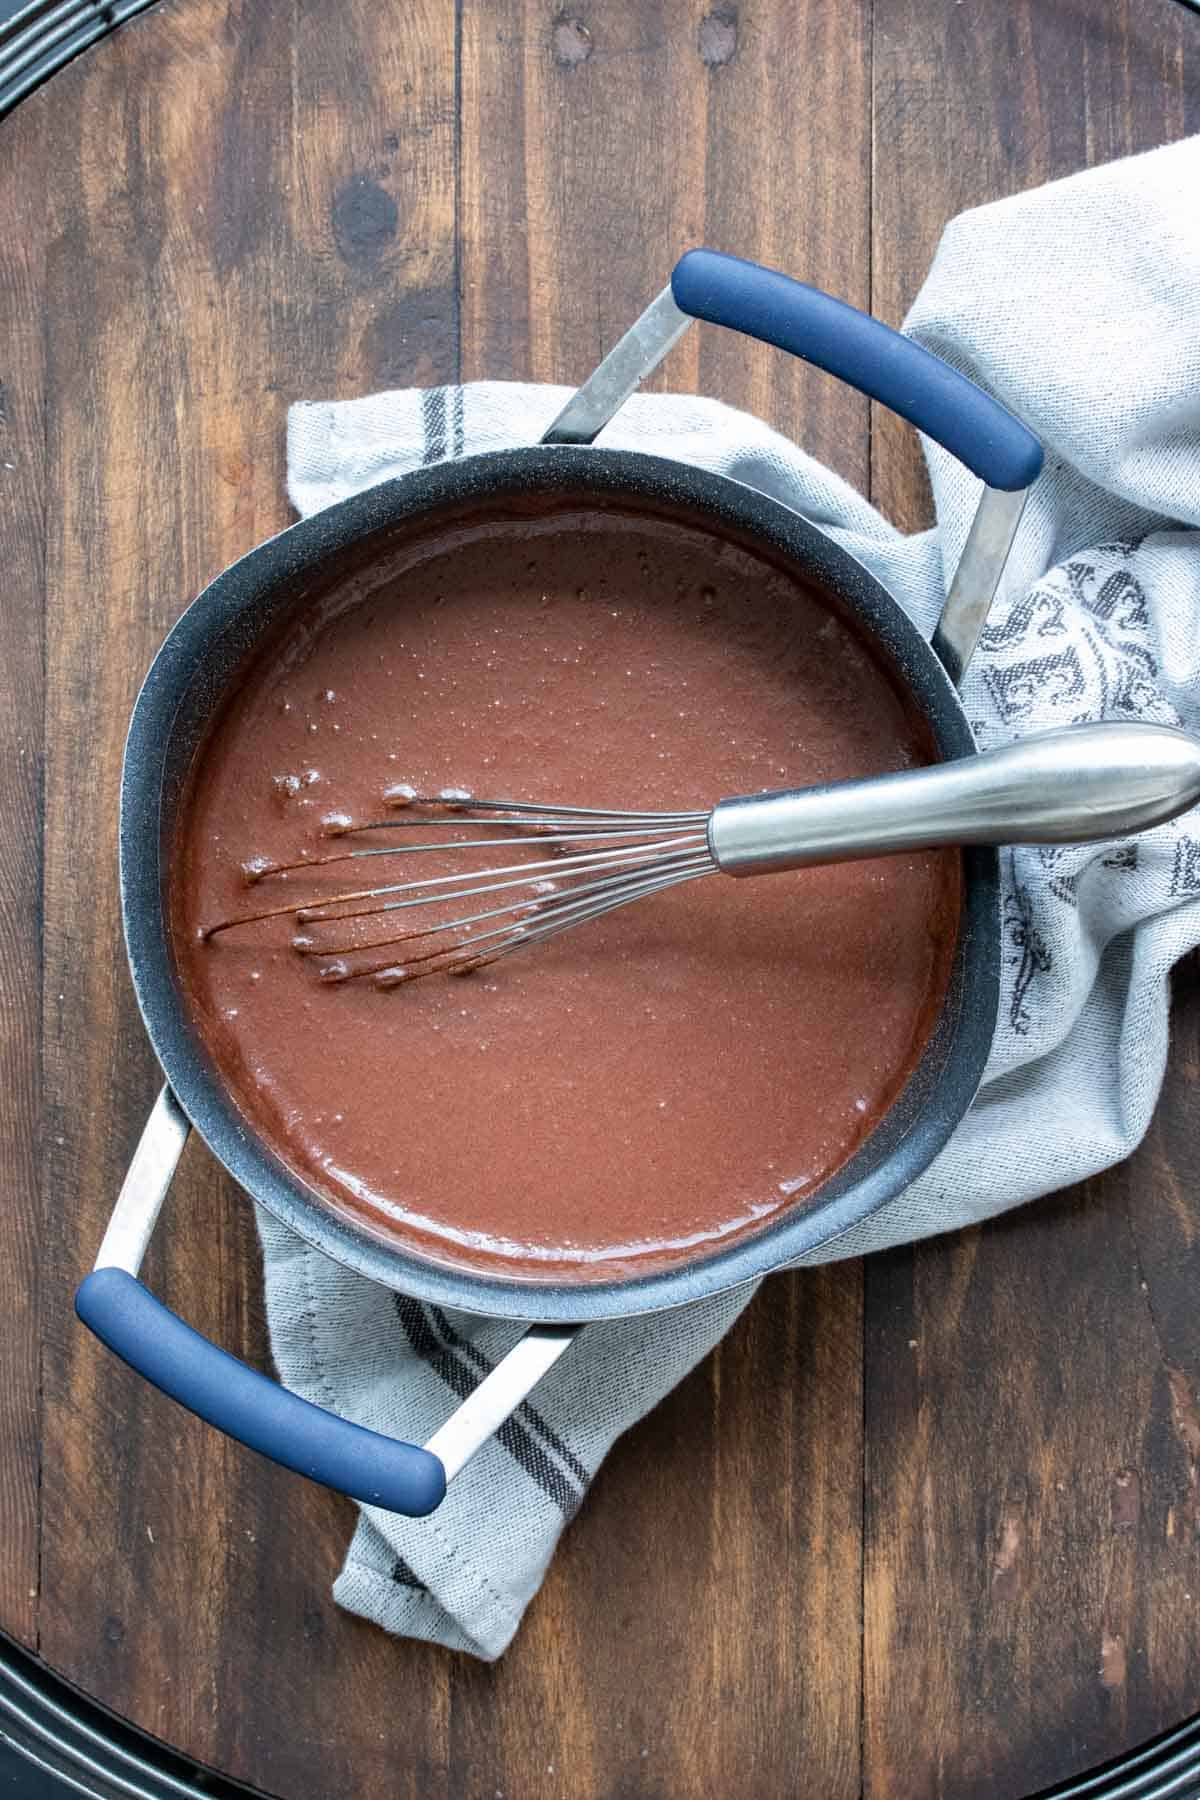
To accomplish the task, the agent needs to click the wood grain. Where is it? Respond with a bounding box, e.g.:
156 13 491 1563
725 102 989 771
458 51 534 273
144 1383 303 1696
869 0 1200 530
863 7 1200 1792
457 8 870 1794
864 1165 1200 1800
446 1269 864 1800
460 0 871 487
35 2 460 1792
0 0 1197 1796
36 0 289 1753
0 99 45 1647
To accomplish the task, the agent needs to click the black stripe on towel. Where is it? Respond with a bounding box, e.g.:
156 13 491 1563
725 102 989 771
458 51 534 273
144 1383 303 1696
392 1295 581 1516
428 1304 591 1490
421 386 448 465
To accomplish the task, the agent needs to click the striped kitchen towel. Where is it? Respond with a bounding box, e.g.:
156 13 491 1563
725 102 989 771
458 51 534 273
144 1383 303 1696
263 134 1200 1659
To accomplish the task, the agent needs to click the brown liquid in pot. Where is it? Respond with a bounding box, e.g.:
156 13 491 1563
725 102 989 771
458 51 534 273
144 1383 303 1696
171 502 959 1282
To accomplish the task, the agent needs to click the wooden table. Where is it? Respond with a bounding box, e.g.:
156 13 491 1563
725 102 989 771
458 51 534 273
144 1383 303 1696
1 2 1199 1795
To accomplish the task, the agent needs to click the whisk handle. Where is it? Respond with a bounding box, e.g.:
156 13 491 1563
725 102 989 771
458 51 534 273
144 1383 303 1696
709 722 1200 877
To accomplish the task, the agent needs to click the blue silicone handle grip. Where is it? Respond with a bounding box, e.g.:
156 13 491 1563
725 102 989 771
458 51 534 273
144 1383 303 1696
670 249 1043 493
76 1267 447 1516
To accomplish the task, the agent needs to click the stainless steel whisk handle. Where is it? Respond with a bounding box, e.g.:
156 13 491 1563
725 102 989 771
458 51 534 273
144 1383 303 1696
708 722 1200 878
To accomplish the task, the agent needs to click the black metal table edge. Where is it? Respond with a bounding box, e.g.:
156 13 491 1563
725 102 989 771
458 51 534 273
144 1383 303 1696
0 0 156 119
3 0 1199 127
2 0 1200 1794
0 1630 270 1799
4 1628 1200 1800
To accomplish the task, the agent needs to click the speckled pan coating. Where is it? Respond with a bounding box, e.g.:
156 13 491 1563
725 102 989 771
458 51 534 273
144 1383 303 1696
120 446 1000 1322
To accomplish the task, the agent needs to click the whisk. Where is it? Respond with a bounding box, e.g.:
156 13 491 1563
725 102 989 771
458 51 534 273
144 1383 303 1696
205 722 1200 985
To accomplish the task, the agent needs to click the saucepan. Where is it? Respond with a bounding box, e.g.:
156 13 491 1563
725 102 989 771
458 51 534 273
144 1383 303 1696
76 251 1046 1517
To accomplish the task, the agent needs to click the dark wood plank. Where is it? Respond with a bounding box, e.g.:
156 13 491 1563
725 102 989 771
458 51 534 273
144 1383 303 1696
866 3 1200 1792
461 0 871 489
35 0 300 1758
33 0 459 1792
864 1163 1200 1800
692 0 872 493
1 0 1197 1796
446 1267 863 1800
870 0 1200 531
1122 951 1200 1717
0 99 46 1647
457 6 871 1796
1130 959 1200 1375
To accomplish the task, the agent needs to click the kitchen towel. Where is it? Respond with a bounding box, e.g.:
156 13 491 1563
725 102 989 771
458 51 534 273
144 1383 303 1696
260 133 1200 1658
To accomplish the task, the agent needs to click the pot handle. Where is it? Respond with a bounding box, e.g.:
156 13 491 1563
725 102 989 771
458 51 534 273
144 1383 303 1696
541 248 1043 684
78 1266 448 1514
76 1089 579 1515
668 249 1043 493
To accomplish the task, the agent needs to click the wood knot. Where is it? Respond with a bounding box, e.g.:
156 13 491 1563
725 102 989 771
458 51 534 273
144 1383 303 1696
331 174 399 268
989 1510 1022 1601
698 7 738 68
553 14 592 66
1110 1466 1141 1533
1100 1630 1126 1690
1167 1366 1200 1463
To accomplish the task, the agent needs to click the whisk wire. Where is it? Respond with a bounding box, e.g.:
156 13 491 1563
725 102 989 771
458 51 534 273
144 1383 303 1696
335 852 715 984
256 822 711 882
207 796 717 980
374 797 709 824
304 845 713 959
300 835 710 922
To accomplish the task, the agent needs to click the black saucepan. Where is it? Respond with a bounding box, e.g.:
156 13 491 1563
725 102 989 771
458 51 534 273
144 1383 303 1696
76 251 1043 1515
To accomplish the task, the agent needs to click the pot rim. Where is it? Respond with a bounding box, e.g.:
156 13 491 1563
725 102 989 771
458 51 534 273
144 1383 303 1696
120 445 1000 1321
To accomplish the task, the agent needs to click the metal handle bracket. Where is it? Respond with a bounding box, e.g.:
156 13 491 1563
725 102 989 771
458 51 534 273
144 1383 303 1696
932 485 1031 688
